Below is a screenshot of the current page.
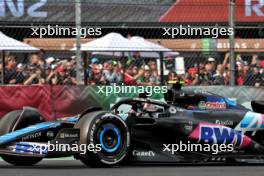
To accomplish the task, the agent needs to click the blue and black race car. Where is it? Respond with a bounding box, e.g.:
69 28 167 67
0 87 264 167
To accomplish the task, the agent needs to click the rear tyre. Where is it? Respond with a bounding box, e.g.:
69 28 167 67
0 109 44 166
75 111 130 167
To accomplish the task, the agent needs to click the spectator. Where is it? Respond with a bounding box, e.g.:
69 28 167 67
24 65 45 85
213 64 225 85
124 65 143 85
197 63 214 85
128 52 145 68
185 67 198 86
4 55 17 84
102 60 122 84
88 62 103 85
167 71 185 85
29 54 43 68
148 60 160 85
46 57 56 68
16 63 27 84
137 65 153 86
164 55 175 72
223 70 230 86
52 60 76 85
244 66 262 87
46 65 55 85
87 57 99 75
167 71 177 83
207 57 216 74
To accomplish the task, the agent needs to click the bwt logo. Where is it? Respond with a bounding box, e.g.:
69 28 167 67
199 126 243 146
0 0 47 18
245 0 264 16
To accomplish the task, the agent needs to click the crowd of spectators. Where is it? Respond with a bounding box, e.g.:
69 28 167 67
168 53 264 87
1 52 263 87
3 54 78 85
87 52 160 86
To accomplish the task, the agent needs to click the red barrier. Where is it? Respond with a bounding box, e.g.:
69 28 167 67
52 86 89 119
0 85 85 121
0 85 263 121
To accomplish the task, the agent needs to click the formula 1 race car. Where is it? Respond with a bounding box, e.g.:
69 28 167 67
0 87 264 167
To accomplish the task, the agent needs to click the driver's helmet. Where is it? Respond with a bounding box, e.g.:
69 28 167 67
129 103 138 114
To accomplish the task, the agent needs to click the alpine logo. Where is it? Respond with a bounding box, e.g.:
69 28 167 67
235 111 264 134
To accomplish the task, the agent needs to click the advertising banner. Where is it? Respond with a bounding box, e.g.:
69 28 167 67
1 0 263 24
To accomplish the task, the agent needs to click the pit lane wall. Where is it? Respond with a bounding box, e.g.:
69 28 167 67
0 86 263 120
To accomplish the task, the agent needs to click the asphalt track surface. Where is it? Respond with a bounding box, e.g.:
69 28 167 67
1 160 264 176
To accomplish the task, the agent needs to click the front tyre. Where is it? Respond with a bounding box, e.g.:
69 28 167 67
75 111 130 167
